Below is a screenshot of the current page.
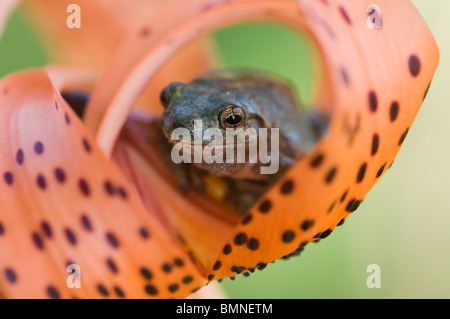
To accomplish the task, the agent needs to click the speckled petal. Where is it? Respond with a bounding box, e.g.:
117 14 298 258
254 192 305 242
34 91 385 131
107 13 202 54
0 70 206 298
209 0 439 280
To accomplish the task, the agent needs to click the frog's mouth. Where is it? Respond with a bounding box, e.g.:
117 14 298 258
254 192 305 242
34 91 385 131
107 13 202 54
167 136 260 149
163 125 261 149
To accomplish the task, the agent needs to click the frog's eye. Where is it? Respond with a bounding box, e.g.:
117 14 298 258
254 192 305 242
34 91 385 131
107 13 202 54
219 105 246 129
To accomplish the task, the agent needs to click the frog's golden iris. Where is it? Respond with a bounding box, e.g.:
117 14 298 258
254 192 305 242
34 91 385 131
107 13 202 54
218 104 245 129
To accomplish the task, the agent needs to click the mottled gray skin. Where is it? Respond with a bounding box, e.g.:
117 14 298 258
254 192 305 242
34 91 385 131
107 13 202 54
161 70 321 176
159 70 327 211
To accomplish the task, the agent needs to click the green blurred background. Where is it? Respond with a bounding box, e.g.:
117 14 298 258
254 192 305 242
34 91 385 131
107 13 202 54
1 1 448 298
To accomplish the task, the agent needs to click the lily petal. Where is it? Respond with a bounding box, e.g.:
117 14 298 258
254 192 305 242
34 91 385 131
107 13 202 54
21 0 218 136
84 0 227 146
0 70 207 298
210 0 440 279
20 0 194 69
20 0 217 135
87 0 438 282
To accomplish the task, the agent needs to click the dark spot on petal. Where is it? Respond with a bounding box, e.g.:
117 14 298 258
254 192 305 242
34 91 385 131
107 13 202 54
301 220 314 231
139 227 150 239
47 286 60 299
369 91 378 113
258 199 272 214
257 263 267 270
64 113 71 125
139 26 151 37
82 138 91 153
346 199 362 213
145 284 158 296
54 168 66 183
280 180 294 194
162 263 172 273
282 230 295 243
106 232 119 248
174 258 184 267
231 266 246 274
81 214 93 232
409 55 421 77
340 68 350 86
340 189 349 203
327 200 336 213
390 102 399 122
325 167 337 183
424 82 431 101
78 179 90 196
234 233 247 245
223 244 232 255
140 267 153 280
376 162 387 178
310 154 324 168
247 238 259 251
32 233 44 250
372 134 380 156
37 174 46 190
213 261 222 271
3 172 13 185
16 149 24 165
106 258 118 274
241 214 252 225
339 6 352 24
4 268 17 283
320 229 333 239
117 187 128 199
97 284 109 297
34 141 44 155
41 221 52 238
399 127 409 146
183 276 193 284
104 181 115 196
114 286 125 298
65 228 77 245
357 163 367 183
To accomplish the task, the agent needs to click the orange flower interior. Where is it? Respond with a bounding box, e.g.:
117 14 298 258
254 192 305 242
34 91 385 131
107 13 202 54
0 0 439 298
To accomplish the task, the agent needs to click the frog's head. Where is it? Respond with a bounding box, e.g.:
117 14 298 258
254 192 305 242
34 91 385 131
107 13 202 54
160 80 267 146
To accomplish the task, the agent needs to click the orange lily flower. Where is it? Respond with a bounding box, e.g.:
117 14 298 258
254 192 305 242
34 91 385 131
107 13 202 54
0 0 439 299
